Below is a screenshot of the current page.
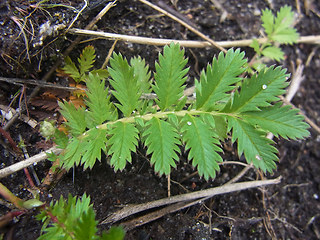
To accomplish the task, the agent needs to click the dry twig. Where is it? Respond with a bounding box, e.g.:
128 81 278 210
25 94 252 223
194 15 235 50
138 0 227 52
120 200 201 230
0 147 61 179
286 60 305 102
65 0 88 32
101 177 281 224
67 29 320 48
0 77 85 91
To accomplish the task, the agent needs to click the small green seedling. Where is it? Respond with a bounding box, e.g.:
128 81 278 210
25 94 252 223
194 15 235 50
37 194 125 240
62 45 109 83
250 5 299 67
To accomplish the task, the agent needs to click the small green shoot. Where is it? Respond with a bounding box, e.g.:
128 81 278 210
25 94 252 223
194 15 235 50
37 194 125 240
62 45 109 83
250 5 299 64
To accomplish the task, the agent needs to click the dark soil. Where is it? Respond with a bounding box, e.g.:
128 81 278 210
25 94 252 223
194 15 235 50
0 0 320 239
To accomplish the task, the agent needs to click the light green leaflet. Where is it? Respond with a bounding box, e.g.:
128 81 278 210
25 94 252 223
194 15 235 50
56 43 309 179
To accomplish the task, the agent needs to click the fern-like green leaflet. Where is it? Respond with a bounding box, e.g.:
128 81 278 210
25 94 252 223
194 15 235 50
58 101 87 136
85 73 117 127
227 116 278 172
78 45 95 76
63 56 81 81
143 117 181 176
62 138 84 170
82 128 108 169
251 6 299 63
243 103 309 140
196 48 246 111
181 114 222 180
261 46 284 62
37 194 92 240
225 66 289 113
62 45 103 83
55 43 309 180
108 122 139 171
37 194 125 240
262 6 299 44
109 53 140 117
153 42 189 111
130 56 151 94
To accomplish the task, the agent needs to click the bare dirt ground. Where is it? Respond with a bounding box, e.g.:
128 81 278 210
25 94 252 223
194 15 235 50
0 0 320 239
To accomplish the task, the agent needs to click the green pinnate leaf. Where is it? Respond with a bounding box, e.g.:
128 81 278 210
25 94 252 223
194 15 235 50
250 39 262 55
64 194 91 230
38 194 93 240
130 56 151 94
261 46 284 61
153 42 189 111
143 118 180 176
61 138 85 170
261 8 274 36
109 53 140 117
272 28 299 44
55 44 309 189
85 73 117 127
37 226 65 240
225 66 289 113
227 116 278 172
195 48 247 111
82 128 108 169
58 101 87 136
74 208 98 240
243 103 309 140
62 45 97 83
78 45 96 76
62 56 81 82
130 56 153 114
262 6 299 44
252 6 299 64
273 6 299 44
181 114 222 180
108 122 139 171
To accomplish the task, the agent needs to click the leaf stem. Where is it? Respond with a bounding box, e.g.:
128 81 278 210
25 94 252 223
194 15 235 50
77 110 238 141
81 110 234 137
0 182 25 209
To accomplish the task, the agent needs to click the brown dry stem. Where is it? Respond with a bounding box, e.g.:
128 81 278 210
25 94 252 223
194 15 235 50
101 177 281 224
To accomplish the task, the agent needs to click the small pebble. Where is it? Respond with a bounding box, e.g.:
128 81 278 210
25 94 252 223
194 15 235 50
254 8 261 16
